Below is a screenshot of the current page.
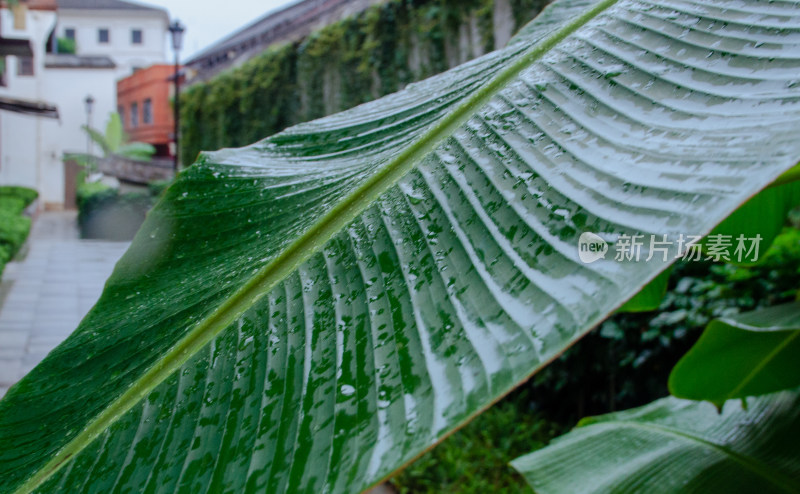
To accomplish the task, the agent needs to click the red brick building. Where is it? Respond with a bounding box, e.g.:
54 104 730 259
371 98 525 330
116 64 179 158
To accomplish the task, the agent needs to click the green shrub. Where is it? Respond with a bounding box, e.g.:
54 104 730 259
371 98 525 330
0 243 10 262
76 181 159 240
0 186 36 276
147 179 172 197
0 210 32 276
0 196 27 215
0 186 38 208
76 182 116 234
56 37 76 54
0 210 31 252
76 181 117 206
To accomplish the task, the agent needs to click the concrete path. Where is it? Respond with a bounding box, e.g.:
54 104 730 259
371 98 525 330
0 211 129 398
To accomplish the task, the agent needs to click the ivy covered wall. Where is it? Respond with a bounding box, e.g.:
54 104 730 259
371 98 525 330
180 0 548 165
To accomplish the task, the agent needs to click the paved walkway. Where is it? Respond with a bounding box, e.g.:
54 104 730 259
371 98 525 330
0 212 129 398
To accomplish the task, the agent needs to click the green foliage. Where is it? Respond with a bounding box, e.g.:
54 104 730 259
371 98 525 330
79 112 156 163
146 179 172 197
0 186 38 207
76 181 116 208
392 389 564 493
512 391 800 494
760 226 800 269
181 43 298 164
669 302 800 407
536 181 800 417
84 126 112 157
56 37 76 54
773 162 800 188
0 244 11 264
527 227 800 421
395 227 800 492
76 181 156 240
116 142 158 161
104 112 124 152
510 0 549 29
508 176 800 493
703 180 800 264
0 186 36 276
617 268 671 313
180 0 542 165
0 211 30 257
0 212 31 277
75 181 117 234
0 197 27 216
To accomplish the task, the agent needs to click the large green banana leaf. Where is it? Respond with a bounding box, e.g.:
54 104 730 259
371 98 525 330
2 0 800 492
669 302 800 406
511 390 800 493
701 179 800 264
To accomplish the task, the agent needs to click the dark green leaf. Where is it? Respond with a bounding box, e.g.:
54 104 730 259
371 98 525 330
511 391 800 494
771 162 800 189
81 125 111 156
116 142 156 160
104 112 124 152
669 302 800 406
703 181 800 264
617 268 671 313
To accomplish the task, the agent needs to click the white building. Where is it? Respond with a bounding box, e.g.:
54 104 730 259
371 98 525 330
0 0 59 200
57 0 168 79
0 0 168 209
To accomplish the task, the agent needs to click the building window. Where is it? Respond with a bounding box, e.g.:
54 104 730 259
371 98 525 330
17 56 34 76
130 102 139 127
131 29 143 45
64 28 76 40
98 28 109 44
143 98 152 125
117 105 125 125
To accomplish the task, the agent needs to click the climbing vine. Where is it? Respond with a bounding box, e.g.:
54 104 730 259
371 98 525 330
180 0 549 165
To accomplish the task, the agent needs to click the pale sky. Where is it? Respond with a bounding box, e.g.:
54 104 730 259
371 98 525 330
141 0 296 60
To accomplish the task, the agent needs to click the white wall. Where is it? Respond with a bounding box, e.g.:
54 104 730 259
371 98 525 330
57 8 168 80
38 69 118 204
0 8 57 198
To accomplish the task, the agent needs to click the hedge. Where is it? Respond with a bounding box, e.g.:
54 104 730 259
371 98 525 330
76 181 162 241
0 186 37 277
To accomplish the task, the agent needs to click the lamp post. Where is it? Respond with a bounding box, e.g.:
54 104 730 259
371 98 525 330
84 95 94 156
168 19 185 172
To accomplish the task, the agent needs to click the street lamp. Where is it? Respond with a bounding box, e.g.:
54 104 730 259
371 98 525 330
168 19 185 172
84 95 94 155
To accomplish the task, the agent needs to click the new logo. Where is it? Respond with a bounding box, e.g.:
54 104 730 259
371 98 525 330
578 232 608 264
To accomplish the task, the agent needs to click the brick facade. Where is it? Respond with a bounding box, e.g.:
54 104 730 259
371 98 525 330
116 64 180 157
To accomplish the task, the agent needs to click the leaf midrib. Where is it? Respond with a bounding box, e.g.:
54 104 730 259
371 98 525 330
725 329 800 400
15 1 620 492
602 420 800 493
